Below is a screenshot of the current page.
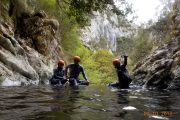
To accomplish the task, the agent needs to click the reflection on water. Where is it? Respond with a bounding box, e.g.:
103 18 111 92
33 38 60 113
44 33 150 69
0 85 180 120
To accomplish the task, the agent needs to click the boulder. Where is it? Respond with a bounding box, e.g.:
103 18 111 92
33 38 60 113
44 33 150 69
16 10 62 61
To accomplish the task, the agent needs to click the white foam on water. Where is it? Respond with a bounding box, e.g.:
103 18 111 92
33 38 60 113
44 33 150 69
122 106 137 110
1 78 39 86
110 88 119 92
129 96 138 99
94 94 100 97
1 78 22 86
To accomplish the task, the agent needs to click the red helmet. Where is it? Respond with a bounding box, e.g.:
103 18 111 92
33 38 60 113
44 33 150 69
58 60 65 65
74 56 81 63
112 59 120 66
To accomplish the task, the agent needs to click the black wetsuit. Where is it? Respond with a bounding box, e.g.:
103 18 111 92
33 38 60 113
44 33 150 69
50 67 67 85
65 63 89 86
110 56 132 88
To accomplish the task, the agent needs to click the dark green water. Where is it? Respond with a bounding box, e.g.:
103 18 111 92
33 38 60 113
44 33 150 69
0 85 179 120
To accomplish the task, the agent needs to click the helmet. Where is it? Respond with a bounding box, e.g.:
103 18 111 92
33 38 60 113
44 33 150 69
112 59 120 66
58 60 65 65
74 56 81 63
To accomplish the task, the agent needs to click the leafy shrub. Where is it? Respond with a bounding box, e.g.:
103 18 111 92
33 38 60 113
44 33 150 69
129 28 153 68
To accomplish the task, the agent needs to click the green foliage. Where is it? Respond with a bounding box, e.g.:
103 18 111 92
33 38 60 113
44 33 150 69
82 50 117 84
126 1 174 69
58 17 116 84
129 28 153 67
0 0 11 22
65 49 117 84
148 15 171 46
116 36 134 56
55 0 132 27
42 0 56 7
27 0 132 27
25 0 121 84
115 36 135 71
146 0 174 46
27 0 58 15
88 37 110 50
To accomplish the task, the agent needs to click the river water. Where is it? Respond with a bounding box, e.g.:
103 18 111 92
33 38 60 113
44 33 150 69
0 84 179 120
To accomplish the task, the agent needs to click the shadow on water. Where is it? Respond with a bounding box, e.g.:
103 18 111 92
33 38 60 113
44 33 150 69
0 84 180 120
34 86 82 120
114 90 129 119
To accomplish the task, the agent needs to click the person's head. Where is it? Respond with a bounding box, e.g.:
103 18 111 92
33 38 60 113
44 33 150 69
58 60 65 68
112 59 120 68
74 56 80 64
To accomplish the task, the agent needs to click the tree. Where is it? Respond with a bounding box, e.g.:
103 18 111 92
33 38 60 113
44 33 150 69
56 0 132 26
116 36 134 56
129 28 153 66
147 0 175 45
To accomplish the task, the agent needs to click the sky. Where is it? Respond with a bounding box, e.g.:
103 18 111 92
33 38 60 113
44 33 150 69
126 0 162 25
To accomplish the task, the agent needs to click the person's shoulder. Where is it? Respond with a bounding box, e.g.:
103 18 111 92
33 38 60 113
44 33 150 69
67 63 73 67
120 64 126 68
116 65 125 71
78 64 84 69
53 67 58 70
53 68 58 72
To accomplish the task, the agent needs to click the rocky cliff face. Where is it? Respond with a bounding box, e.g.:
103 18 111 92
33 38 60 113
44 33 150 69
0 0 63 85
79 11 133 52
132 0 180 90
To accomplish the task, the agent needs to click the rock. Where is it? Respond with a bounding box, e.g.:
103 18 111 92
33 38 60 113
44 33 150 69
133 38 180 89
0 21 55 83
43 18 59 31
0 1 62 85
33 10 47 18
133 0 180 90
25 46 54 81
0 48 38 80
150 50 168 62
0 34 16 55
14 10 62 60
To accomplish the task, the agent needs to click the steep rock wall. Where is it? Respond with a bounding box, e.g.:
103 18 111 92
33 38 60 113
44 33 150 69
0 0 63 85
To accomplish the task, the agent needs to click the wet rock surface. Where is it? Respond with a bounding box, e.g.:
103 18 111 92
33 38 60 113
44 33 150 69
0 1 62 83
16 10 61 58
133 39 180 89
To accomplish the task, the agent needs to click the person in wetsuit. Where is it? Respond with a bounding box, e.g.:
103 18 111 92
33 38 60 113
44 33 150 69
64 56 89 86
109 55 132 89
50 60 67 85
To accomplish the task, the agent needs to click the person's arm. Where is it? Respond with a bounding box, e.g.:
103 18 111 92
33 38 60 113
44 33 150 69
52 69 56 77
81 67 88 81
123 55 128 66
50 68 56 81
64 65 69 79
